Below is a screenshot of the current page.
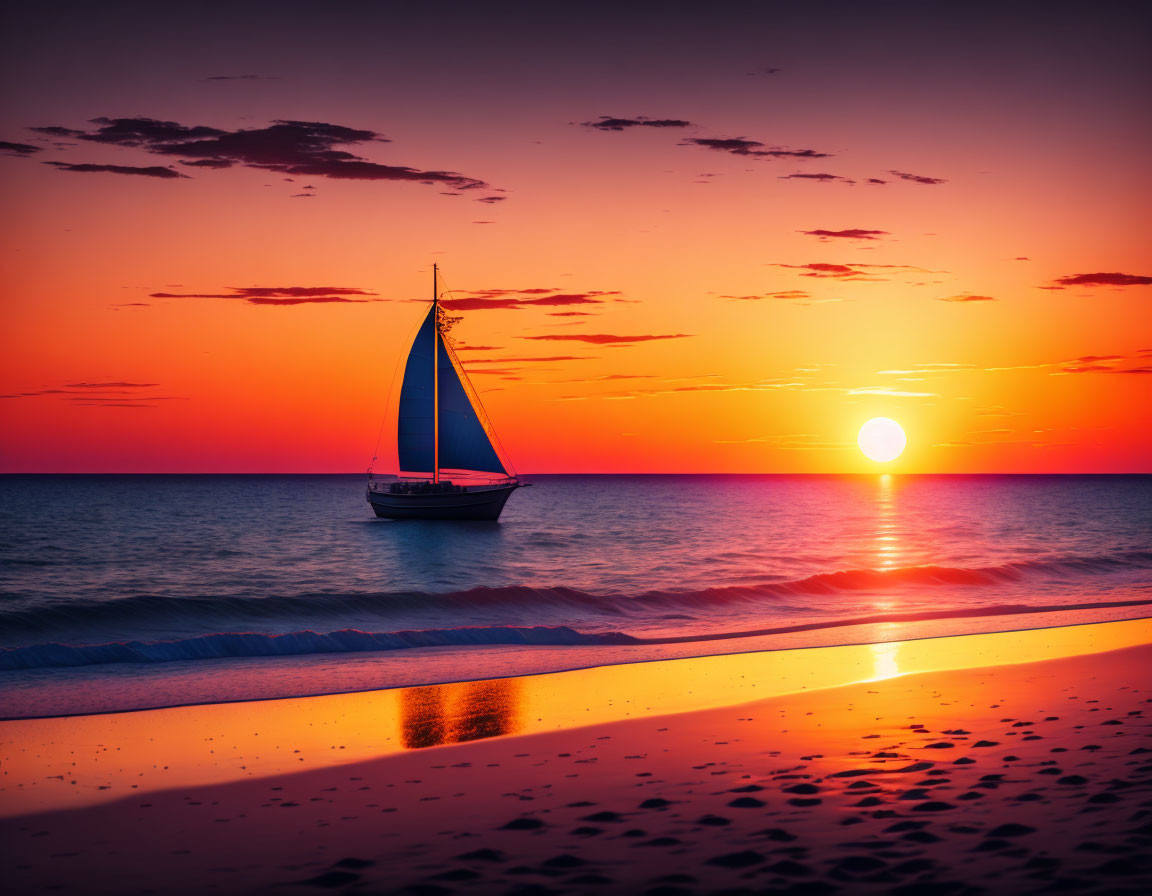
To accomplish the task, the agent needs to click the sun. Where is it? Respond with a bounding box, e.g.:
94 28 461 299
858 417 907 463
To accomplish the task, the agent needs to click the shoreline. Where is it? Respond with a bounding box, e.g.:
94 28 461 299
3 617 1149 817
3 609 1149 723
2 617 1149 894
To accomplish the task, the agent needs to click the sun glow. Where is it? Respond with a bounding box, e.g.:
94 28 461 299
858 418 907 463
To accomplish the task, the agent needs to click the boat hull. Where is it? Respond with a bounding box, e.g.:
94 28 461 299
367 484 520 521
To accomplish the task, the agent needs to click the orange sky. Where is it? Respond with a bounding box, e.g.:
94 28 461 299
1 3 1149 472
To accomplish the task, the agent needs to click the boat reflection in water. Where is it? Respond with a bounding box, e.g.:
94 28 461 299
400 678 522 749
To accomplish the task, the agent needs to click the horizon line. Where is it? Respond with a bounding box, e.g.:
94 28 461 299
1 471 1149 477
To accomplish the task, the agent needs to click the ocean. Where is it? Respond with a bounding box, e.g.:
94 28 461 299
1 474 1149 718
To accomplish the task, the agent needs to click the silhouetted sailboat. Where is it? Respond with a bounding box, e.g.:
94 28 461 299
367 265 527 520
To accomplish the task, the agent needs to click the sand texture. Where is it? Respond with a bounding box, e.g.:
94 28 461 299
2 632 1151 895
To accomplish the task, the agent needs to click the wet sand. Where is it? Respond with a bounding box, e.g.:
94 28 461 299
2 620 1151 895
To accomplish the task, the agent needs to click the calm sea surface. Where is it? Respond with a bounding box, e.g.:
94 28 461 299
1 474 1149 717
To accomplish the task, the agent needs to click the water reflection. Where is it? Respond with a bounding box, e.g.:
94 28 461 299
873 473 900 569
400 678 522 748
869 639 901 681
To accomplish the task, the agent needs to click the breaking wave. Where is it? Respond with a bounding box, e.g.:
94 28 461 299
3 599 1150 671
1 550 1149 638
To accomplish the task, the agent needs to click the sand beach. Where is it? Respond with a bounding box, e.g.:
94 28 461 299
3 619 1150 894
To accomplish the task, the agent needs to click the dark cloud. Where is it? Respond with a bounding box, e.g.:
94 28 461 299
150 286 379 305
180 158 233 168
1118 366 1152 374
522 333 691 344
683 138 831 159
475 195 506 203
30 126 87 139
938 294 996 302
0 140 42 156
33 117 489 191
779 173 855 184
441 293 610 311
44 161 187 178
581 116 694 131
1064 355 1123 364
888 170 947 185
802 229 887 240
1054 272 1152 287
440 290 620 311
866 178 887 185
548 311 596 316
748 66 781 76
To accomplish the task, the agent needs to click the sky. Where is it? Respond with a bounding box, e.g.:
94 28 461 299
1 1 1149 473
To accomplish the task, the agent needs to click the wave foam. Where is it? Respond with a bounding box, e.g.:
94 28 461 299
2 550 1148 639
3 599 1149 671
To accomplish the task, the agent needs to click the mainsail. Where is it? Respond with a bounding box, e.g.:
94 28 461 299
395 295 507 476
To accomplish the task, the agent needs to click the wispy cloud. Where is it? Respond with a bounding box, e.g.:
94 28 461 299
580 116 693 131
2 382 182 408
45 161 187 178
465 355 592 364
779 173 854 184
771 262 936 282
847 388 937 398
150 286 379 305
713 432 850 450
802 229 887 240
522 333 692 345
441 290 620 311
722 290 811 301
0 140 42 156
682 137 831 159
937 294 996 302
887 170 947 185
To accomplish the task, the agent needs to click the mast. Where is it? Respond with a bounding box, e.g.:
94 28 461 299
432 263 439 483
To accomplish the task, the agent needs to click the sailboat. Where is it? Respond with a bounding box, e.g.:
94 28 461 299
366 265 528 520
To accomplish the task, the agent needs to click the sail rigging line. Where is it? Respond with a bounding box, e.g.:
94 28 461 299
433 270 518 478
438 334 518 478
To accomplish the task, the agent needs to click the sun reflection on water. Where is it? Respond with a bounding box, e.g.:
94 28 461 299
873 473 900 569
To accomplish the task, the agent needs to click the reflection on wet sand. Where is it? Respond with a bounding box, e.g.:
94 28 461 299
400 678 521 748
